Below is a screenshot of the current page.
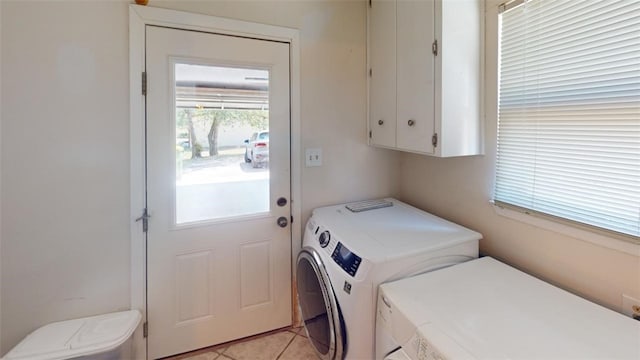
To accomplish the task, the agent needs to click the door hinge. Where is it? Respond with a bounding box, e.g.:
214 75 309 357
135 208 150 233
432 133 438 147
291 215 294 224
369 130 372 139
143 322 148 338
141 72 147 96
432 40 438 56
369 0 372 8
369 68 372 77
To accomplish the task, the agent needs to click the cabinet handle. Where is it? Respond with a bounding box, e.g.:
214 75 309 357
407 119 415 127
378 119 384 126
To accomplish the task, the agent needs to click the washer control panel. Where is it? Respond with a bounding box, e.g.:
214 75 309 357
331 242 362 277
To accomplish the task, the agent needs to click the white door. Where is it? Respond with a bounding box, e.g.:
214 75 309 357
145 25 292 359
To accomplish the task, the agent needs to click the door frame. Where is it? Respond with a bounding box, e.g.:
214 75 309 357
129 5 301 359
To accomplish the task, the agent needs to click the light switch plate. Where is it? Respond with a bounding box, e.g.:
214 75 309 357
305 148 322 167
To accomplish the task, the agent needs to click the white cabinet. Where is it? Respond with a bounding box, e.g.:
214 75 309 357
368 0 483 157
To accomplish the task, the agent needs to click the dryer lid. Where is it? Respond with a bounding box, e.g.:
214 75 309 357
379 257 640 359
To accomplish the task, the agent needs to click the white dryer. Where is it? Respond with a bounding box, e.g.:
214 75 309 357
376 257 640 360
296 198 482 360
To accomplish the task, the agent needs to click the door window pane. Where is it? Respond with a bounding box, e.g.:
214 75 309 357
175 63 270 224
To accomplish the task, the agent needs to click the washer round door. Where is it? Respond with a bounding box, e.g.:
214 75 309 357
296 248 344 360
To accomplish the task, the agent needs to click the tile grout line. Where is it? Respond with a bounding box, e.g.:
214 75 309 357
275 332 299 360
167 327 301 360
217 347 236 360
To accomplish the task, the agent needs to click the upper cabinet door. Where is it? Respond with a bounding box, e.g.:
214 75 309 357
437 0 483 157
369 0 396 148
396 0 435 154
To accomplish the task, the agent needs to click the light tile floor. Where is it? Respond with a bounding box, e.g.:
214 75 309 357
163 327 319 360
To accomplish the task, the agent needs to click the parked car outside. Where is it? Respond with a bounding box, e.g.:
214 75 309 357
244 130 269 168
177 139 190 150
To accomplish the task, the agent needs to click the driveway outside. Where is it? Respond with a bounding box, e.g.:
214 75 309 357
176 152 269 224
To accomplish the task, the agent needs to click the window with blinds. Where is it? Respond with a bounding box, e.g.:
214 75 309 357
495 0 640 240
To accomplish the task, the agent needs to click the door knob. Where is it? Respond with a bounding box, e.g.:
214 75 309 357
277 216 288 228
407 119 415 126
277 197 287 207
378 119 384 125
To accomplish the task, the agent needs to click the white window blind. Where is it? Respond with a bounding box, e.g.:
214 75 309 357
495 0 640 239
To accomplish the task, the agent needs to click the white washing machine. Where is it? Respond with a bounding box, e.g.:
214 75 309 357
296 198 482 360
376 257 640 360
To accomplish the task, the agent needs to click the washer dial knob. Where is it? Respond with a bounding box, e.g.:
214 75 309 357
318 230 331 248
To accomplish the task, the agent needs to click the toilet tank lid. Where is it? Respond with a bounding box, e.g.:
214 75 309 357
3 310 141 360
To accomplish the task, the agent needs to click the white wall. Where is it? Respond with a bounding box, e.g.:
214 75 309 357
190 123 256 149
0 1 132 353
398 0 640 313
0 0 3 348
0 0 399 354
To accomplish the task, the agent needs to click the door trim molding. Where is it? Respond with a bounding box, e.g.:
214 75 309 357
129 5 301 359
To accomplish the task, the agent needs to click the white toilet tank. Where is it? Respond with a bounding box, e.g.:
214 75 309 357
2 310 141 360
